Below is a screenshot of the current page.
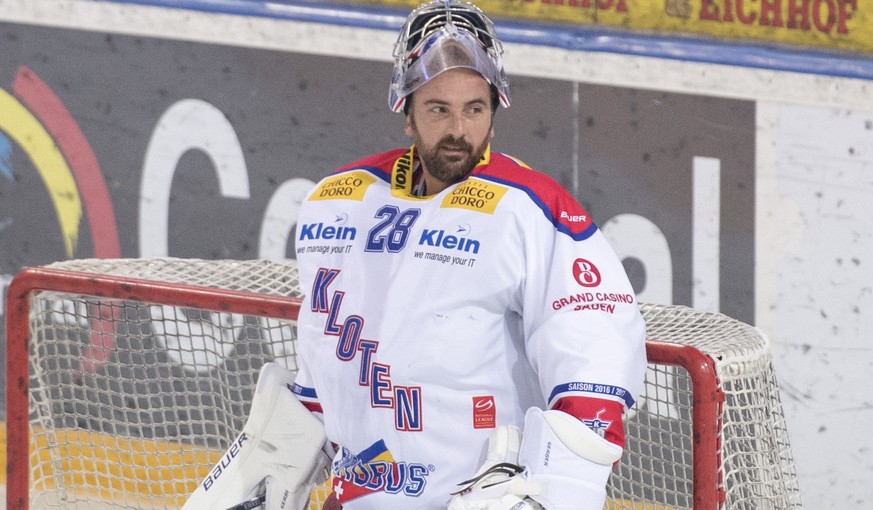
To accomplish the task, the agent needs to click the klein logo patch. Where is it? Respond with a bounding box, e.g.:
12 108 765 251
573 258 601 287
472 396 496 429
418 225 480 254
310 170 376 202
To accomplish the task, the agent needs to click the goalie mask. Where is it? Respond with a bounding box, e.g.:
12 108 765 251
389 0 511 112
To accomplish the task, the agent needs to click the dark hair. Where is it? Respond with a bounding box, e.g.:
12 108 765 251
403 84 500 116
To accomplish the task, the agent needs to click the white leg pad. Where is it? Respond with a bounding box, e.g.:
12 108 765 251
182 362 327 510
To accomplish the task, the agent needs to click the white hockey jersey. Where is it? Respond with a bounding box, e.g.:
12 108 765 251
293 146 647 509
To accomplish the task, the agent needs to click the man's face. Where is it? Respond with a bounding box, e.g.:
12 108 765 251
405 68 495 192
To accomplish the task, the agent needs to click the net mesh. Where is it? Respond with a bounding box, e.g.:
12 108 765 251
627 304 804 510
9 257 802 509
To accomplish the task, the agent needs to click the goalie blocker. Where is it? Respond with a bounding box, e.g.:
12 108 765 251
448 407 622 510
182 362 329 510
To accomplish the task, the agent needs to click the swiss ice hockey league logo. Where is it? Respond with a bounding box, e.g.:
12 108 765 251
572 258 601 287
472 396 496 429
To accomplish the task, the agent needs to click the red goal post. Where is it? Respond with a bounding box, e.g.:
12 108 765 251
5 258 803 510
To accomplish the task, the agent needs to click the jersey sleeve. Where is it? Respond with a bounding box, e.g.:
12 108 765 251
290 342 325 418
519 184 647 449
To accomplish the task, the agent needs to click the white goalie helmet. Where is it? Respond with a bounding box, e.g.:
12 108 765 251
389 0 511 112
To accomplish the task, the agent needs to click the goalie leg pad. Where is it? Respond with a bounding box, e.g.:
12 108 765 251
518 407 622 510
182 362 328 510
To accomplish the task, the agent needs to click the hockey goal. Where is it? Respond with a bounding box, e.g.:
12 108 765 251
5 257 803 510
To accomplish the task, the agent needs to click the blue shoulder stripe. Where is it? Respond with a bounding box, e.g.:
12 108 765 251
476 173 599 241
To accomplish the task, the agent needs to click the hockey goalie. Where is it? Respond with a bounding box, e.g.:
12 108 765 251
183 0 646 508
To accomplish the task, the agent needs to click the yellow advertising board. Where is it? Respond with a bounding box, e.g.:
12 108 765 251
345 0 872 55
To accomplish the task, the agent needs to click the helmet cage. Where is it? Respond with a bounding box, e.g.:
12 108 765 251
389 0 510 112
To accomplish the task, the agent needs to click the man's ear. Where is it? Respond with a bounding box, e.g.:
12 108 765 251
404 113 415 138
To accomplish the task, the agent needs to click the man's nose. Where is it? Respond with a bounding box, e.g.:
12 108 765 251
446 112 468 137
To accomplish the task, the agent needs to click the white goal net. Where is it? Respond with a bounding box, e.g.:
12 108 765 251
4 257 803 510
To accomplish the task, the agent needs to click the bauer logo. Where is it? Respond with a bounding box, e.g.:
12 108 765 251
560 210 588 223
441 179 507 214
573 258 601 287
310 170 376 201
202 432 249 492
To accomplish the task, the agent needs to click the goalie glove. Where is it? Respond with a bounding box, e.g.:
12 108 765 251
448 407 622 510
448 425 542 510
182 362 329 510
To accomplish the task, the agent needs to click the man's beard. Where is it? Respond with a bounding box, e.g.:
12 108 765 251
417 134 489 188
